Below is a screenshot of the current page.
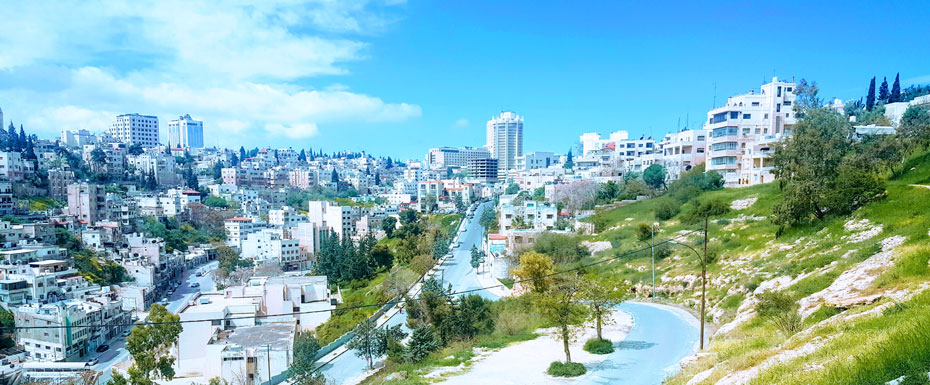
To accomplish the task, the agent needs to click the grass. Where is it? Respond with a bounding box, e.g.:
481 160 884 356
583 338 614 354
599 149 930 384
546 361 587 377
28 196 62 212
498 278 514 289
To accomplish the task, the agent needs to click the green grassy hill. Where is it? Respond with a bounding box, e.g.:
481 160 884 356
582 151 930 384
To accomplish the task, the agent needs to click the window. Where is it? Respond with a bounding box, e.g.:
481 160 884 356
777 86 782 97
786 87 792 92
743 114 751 119
783 100 792 106
752 102 760 106
729 111 739 119
712 127 738 137
776 104 781 112
711 156 738 165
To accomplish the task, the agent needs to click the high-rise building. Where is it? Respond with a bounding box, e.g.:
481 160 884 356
67 183 105 224
110 113 159 148
468 158 499 184
485 111 523 180
425 146 490 169
167 114 204 148
703 77 797 186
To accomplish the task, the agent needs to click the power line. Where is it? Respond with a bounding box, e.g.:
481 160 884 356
4 231 698 332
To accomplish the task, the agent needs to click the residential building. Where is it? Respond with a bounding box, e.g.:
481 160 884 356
659 129 707 181
67 183 105 224
307 201 359 239
225 217 256 249
109 113 160 148
167 114 204 148
485 111 524 179
704 77 797 186
241 228 303 269
467 158 499 184
515 151 557 170
60 129 98 148
498 200 558 232
0 151 35 181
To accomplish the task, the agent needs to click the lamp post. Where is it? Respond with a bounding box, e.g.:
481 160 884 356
669 239 707 350
638 223 658 301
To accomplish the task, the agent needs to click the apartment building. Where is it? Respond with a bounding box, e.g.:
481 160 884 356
110 113 159 148
60 129 97 148
240 228 303 268
0 151 35 181
658 128 707 181
307 201 359 239
498 200 558 232
467 158 499 184
225 217 257 249
268 206 301 227
704 77 797 186
67 183 105 224
515 151 558 171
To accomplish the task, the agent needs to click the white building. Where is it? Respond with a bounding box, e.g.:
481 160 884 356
486 111 524 179
269 206 302 227
498 200 558 232
110 113 160 148
167 114 204 148
225 217 257 249
241 228 303 268
658 129 707 181
307 201 359 239
0 151 35 181
425 146 490 170
515 151 558 171
704 77 797 186
60 129 97 148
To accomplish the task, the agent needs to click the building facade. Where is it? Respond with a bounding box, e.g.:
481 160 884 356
167 114 204 148
110 113 160 148
485 112 523 180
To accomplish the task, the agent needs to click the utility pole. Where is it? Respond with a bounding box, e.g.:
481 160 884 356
266 343 271 385
701 216 709 350
651 223 656 301
365 317 373 370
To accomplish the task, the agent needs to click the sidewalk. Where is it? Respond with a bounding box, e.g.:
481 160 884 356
475 269 512 297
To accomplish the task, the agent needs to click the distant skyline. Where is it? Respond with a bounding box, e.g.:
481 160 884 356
1 1 929 159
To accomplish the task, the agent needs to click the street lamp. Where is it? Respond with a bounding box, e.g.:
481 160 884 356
638 222 659 301
669 239 707 350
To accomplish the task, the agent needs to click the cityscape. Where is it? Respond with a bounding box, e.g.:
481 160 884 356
1 2 930 385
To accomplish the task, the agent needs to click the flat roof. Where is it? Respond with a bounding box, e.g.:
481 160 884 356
213 323 295 350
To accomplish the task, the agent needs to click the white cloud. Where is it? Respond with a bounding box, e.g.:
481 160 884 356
0 0 419 147
452 118 469 128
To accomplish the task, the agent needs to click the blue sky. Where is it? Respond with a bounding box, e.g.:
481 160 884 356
1 1 929 160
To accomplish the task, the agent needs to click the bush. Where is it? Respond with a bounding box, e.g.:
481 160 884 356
654 198 680 220
582 338 614 354
755 290 802 334
546 361 587 377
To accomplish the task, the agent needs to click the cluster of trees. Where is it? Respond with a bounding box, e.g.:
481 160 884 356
401 278 496 361
72 249 129 285
771 79 930 231
653 164 725 220
314 232 392 284
3 122 38 161
142 216 215 252
512 251 630 364
215 245 253 282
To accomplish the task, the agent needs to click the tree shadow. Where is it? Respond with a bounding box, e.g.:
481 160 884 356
617 340 656 350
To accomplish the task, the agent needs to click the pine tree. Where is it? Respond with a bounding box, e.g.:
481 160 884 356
331 169 339 183
866 77 876 111
6 124 14 152
24 137 36 160
890 73 902 103
374 172 381 186
239 146 246 161
298 149 306 161
878 77 890 102
563 149 574 169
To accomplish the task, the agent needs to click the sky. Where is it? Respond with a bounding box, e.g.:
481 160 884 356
1 1 929 160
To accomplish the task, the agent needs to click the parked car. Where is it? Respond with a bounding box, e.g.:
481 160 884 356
96 344 109 353
87 358 99 366
190 282 200 288
121 330 131 337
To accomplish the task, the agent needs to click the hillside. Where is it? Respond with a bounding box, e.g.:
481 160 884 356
581 151 930 384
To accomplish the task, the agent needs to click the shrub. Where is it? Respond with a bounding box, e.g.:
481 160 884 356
755 290 802 334
654 198 680 220
582 338 614 354
547 361 587 377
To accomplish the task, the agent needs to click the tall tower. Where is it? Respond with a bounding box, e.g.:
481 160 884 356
485 111 523 181
168 114 205 148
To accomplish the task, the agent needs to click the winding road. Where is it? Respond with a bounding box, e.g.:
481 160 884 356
318 201 700 384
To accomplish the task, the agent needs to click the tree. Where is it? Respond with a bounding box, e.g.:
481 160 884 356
505 182 520 195
116 304 182 385
331 169 339 183
581 274 630 340
890 73 902 103
298 149 306 161
512 251 554 293
536 273 589 363
399 209 419 225
563 149 574 169
899 105 930 146
91 147 107 171
381 216 397 237
642 164 667 190
470 245 481 269
374 172 381 186
404 325 438 363
422 195 438 214
6 124 14 151
289 332 322 384
453 194 466 213
866 76 877 111
595 181 619 203
479 208 497 232
682 197 730 350
793 79 822 116
17 126 25 152
128 144 144 155
856 134 908 177
239 146 246 161
755 290 802 334
878 77 890 102
531 233 588 264
212 162 224 181
371 243 393 270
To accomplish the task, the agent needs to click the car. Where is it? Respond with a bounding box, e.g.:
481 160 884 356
121 330 131 337
195 271 202 277
190 282 200 288
87 358 99 366
96 344 109 353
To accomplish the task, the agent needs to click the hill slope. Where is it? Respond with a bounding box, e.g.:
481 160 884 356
583 151 930 384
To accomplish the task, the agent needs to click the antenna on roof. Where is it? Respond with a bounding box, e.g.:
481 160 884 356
713 83 717 108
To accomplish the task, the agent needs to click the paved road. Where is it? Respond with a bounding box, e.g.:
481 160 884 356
578 302 699 385
94 261 218 384
319 201 497 384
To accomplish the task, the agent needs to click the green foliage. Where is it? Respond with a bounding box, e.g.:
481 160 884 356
404 325 439 363
531 233 588 263
654 198 680 220
289 332 322 383
479 208 498 233
595 181 620 204
512 251 554 293
381 216 397 237
899 105 930 146
73 250 128 285
201 195 228 208
122 304 182 385
643 164 667 190
505 182 520 195
583 338 614 354
215 245 252 278
755 290 802 334
142 217 213 252
667 163 724 203
399 209 419 225
314 231 379 284
546 361 587 377
347 322 406 367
